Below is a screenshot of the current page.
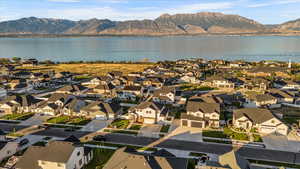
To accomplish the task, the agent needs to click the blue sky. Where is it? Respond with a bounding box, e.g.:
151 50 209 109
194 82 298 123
1 0 300 24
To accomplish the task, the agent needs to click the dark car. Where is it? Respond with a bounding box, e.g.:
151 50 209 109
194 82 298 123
19 138 29 146
93 135 106 142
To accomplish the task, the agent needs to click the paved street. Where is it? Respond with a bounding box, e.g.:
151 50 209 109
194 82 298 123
0 123 28 133
80 119 112 132
18 114 50 126
138 124 161 138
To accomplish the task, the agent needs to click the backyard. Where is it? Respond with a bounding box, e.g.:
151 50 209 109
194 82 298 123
84 148 115 169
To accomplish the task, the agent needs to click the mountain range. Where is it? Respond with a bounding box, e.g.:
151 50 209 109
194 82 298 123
0 12 300 36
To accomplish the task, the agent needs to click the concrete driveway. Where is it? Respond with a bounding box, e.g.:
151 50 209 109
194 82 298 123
167 127 203 142
19 114 50 126
80 119 112 132
138 124 162 138
262 133 300 152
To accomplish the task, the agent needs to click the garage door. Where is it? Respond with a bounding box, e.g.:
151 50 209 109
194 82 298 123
191 121 203 128
95 115 106 120
144 118 155 124
182 120 188 126
260 126 276 134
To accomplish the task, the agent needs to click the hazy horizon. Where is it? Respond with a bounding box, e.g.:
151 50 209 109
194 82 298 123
1 0 300 24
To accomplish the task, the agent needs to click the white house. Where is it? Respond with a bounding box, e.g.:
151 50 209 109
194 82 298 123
129 101 168 124
15 141 93 169
233 108 288 135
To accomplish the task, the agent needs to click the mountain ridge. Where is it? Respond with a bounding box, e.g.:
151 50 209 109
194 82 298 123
0 12 299 36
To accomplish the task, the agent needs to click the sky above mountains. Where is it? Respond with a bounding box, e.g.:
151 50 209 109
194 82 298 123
1 0 300 24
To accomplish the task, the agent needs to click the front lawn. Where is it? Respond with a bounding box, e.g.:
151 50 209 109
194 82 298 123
0 113 34 121
180 84 215 92
46 116 91 125
47 115 70 124
129 124 142 131
103 129 138 135
84 148 115 169
203 128 249 141
253 134 263 142
108 119 130 129
160 124 170 133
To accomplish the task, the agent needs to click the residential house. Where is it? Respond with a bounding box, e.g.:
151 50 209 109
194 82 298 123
80 101 122 120
36 101 60 116
204 76 235 89
103 147 188 169
82 76 112 86
92 83 116 96
107 71 123 79
233 108 288 135
239 78 269 91
122 85 143 96
15 141 92 169
268 89 294 104
0 95 42 114
179 75 200 84
61 98 86 116
244 94 277 108
129 101 168 124
243 67 290 78
181 100 220 128
197 150 251 169
143 77 164 88
273 80 300 90
153 87 176 104
56 85 88 95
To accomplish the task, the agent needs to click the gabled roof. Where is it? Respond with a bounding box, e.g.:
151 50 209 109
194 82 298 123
57 84 87 93
134 101 164 111
219 150 250 169
186 101 220 114
2 95 42 107
234 108 275 124
81 101 120 115
15 141 77 169
103 147 188 169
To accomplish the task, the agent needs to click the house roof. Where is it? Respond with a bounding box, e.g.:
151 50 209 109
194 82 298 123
234 108 275 124
186 101 220 114
103 147 188 169
134 101 164 111
48 93 72 103
57 84 87 93
2 95 42 107
15 141 77 169
81 101 120 115
123 85 142 91
253 94 276 102
219 150 250 169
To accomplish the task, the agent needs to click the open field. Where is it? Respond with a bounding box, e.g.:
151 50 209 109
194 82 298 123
18 63 153 76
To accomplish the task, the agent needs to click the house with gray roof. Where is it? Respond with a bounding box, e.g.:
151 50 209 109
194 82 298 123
103 147 188 169
14 141 92 169
233 108 288 135
181 100 220 128
80 101 122 120
129 101 168 124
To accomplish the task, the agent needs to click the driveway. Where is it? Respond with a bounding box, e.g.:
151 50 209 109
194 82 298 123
167 127 203 142
262 133 298 152
80 119 112 132
138 124 162 138
18 114 50 126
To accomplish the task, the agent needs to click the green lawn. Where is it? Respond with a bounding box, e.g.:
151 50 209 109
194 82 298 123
160 124 170 133
68 117 91 126
0 113 34 121
46 115 70 124
108 119 130 129
84 148 115 169
203 128 249 141
129 124 142 131
253 134 263 142
103 129 138 135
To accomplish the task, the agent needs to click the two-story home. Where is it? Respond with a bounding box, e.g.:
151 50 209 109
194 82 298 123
204 76 235 89
233 108 288 135
80 101 122 120
56 85 88 95
244 94 277 108
129 101 168 124
0 95 42 114
152 87 176 104
15 141 93 169
181 101 220 128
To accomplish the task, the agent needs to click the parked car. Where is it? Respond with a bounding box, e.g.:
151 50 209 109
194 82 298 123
93 135 106 142
19 138 29 146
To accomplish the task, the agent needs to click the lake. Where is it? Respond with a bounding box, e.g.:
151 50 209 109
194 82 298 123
0 36 300 62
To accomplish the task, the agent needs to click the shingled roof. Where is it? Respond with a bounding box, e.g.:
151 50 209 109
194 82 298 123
103 147 188 169
234 108 275 124
186 101 220 114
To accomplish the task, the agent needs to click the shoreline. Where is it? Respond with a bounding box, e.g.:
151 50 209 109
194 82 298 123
1 32 300 38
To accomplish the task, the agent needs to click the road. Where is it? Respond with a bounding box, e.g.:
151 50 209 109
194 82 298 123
1 122 300 164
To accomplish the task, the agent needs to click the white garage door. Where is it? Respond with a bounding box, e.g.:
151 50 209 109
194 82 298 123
144 118 155 124
95 115 106 120
260 126 276 134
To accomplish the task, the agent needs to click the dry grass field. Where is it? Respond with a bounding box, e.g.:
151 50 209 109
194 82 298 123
18 63 153 76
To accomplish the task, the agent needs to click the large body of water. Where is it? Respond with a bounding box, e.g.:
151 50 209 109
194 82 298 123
0 36 300 62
